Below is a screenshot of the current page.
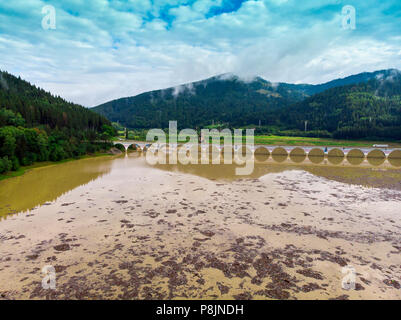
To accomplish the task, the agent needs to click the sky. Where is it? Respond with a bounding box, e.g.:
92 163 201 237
0 0 401 107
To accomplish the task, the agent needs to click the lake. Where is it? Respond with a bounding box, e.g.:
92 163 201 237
0 152 400 299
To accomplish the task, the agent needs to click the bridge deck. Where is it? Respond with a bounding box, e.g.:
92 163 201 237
114 141 398 156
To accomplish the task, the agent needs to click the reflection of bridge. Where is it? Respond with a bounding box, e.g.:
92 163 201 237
114 140 149 151
113 140 398 157
113 140 401 167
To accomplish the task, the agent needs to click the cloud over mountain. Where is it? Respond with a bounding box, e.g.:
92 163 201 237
0 0 400 106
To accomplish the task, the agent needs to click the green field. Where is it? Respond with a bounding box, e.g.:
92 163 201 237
253 135 401 147
118 130 401 148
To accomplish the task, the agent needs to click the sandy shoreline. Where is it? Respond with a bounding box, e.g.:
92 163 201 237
0 157 400 300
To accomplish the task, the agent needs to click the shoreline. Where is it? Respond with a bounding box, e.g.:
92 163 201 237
0 152 121 182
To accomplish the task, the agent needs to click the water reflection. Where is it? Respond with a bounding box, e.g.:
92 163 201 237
271 148 288 163
254 147 270 162
151 157 401 190
290 148 307 163
388 158 401 167
346 149 365 166
152 161 285 180
327 155 344 165
1 150 401 220
387 150 401 167
308 149 325 164
309 155 325 164
0 157 114 218
367 150 386 166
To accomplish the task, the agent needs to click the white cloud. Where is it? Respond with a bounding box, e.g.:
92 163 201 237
0 0 400 106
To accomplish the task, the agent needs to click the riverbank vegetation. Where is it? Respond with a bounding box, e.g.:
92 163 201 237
0 71 116 175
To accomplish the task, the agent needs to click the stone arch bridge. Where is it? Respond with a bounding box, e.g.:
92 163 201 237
113 141 398 158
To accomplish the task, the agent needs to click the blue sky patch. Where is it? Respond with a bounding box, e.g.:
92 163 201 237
0 0 400 106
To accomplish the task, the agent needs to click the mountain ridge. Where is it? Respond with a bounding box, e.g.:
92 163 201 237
92 69 401 135
93 69 400 107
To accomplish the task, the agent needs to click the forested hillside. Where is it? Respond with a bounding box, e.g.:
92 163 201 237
93 75 313 128
93 69 401 140
0 71 115 174
283 73 401 140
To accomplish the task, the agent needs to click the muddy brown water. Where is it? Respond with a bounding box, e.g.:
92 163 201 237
1 153 401 218
0 153 400 300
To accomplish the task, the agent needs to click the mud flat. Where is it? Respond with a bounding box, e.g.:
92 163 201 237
0 155 400 300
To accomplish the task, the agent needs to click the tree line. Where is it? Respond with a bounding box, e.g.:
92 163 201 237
93 72 401 141
0 71 116 174
284 78 401 140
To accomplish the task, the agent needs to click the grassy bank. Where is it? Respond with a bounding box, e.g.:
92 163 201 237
119 128 401 148
0 152 115 182
253 135 401 147
117 134 401 148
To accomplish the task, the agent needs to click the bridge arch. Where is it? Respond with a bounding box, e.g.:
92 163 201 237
327 148 344 165
113 143 126 153
367 149 386 166
254 146 270 162
272 147 288 163
308 148 324 164
388 150 401 167
127 143 142 152
142 144 152 152
346 149 365 165
289 147 306 163
235 146 253 162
